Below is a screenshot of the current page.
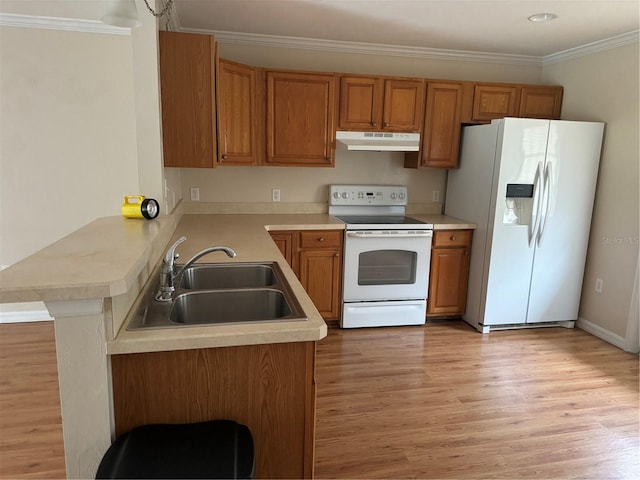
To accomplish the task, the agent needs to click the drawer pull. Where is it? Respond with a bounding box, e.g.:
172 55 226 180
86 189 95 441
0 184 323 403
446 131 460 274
318 237 325 242
450 236 456 241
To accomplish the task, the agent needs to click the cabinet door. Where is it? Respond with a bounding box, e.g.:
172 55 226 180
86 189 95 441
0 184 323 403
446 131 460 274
338 76 383 130
159 31 217 168
420 82 464 168
382 79 426 131
471 84 519 122
216 59 259 165
269 231 294 266
519 86 563 119
297 249 342 320
266 71 336 166
427 230 472 316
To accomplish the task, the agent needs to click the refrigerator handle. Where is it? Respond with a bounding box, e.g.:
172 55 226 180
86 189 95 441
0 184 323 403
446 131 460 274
529 161 543 247
537 161 553 246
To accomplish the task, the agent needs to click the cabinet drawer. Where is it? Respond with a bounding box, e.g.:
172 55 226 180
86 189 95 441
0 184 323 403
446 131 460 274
432 230 472 248
298 230 343 249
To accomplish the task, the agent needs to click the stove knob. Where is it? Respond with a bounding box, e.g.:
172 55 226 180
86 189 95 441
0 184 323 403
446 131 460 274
399 192 406 200
390 192 397 200
333 191 341 199
342 192 349 199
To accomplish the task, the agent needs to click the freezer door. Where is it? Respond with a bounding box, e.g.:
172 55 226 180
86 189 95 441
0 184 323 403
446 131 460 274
526 121 604 323
483 118 550 325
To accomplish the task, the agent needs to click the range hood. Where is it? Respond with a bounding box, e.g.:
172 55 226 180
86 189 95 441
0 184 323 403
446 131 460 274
336 131 420 152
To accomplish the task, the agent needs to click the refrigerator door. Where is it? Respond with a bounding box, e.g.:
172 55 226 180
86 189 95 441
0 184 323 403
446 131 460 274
526 121 604 323
483 118 550 325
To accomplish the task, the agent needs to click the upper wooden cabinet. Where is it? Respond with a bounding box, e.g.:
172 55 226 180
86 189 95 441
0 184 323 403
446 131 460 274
266 71 337 167
519 85 563 119
338 76 425 132
471 84 519 122
470 83 563 122
159 31 217 168
405 82 464 169
216 59 262 165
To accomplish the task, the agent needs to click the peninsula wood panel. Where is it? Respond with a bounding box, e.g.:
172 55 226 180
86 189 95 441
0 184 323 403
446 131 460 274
111 342 317 479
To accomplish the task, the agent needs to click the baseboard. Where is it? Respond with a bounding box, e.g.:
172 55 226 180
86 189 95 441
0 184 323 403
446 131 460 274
0 308 53 323
576 317 626 350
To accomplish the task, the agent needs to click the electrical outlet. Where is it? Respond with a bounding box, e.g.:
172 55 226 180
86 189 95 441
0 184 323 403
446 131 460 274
190 187 200 202
272 189 281 202
432 190 440 202
595 278 603 293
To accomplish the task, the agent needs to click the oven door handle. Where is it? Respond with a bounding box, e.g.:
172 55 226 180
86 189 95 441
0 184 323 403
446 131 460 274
346 231 433 239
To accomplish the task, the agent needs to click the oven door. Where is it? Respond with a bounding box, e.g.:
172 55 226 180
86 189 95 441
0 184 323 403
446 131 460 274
343 230 433 302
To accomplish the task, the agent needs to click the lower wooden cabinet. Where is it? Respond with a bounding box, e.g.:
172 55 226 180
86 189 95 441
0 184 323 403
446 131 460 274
427 230 472 316
111 341 317 479
270 230 343 321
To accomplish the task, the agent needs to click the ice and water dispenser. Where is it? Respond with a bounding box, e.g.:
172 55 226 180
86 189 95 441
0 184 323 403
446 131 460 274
503 183 535 225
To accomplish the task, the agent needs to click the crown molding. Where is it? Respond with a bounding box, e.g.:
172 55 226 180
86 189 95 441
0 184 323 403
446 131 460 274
0 12 131 35
182 29 543 66
543 30 640 65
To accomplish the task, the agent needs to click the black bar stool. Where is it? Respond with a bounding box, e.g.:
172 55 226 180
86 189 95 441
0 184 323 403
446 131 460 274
96 420 255 479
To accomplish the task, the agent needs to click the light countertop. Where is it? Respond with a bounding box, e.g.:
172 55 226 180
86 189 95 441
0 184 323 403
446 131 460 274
0 210 474 354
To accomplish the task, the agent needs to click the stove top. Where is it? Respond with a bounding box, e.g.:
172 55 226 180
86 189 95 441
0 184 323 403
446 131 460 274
334 215 426 225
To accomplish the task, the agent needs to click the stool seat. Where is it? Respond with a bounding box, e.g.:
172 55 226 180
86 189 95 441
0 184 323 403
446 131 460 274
96 420 255 479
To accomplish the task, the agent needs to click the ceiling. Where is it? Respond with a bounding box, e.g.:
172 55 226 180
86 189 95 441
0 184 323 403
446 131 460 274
172 0 639 58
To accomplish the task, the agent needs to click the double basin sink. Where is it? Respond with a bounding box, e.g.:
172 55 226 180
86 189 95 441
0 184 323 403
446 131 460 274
128 262 307 330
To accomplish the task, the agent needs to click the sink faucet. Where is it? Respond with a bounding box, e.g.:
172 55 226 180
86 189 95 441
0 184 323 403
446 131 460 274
156 236 237 302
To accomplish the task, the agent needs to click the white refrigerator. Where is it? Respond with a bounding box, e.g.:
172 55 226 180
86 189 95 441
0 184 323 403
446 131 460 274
445 118 604 333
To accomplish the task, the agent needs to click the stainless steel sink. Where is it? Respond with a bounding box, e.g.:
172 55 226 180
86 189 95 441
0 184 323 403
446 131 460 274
179 263 276 289
170 289 292 325
127 261 307 330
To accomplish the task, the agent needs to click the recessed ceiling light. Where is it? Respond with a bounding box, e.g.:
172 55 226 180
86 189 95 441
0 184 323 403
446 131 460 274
528 13 558 22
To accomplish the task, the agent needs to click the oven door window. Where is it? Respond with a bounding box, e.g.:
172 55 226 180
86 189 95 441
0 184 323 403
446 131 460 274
358 250 417 285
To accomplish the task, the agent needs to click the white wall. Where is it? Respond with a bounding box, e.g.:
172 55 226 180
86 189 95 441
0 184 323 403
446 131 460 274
0 25 139 266
542 43 640 342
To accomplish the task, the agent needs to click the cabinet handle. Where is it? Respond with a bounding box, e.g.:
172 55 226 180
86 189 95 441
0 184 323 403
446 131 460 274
335 253 339 257
384 122 389 127
450 236 456 241
372 122 377 127
318 237 325 242
221 154 228 160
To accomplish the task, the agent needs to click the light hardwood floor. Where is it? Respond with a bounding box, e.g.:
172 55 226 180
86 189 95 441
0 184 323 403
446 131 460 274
0 320 638 479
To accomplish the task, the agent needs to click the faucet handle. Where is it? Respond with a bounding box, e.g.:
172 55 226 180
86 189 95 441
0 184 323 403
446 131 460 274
164 236 187 264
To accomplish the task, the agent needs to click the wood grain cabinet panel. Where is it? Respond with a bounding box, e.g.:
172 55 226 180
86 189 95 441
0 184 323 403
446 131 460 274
427 230 472 317
519 86 563 119
266 71 337 167
472 84 519 122
111 342 317 479
338 76 425 132
406 82 464 169
216 59 261 165
338 76 383 130
270 230 343 322
159 31 217 168
269 231 294 266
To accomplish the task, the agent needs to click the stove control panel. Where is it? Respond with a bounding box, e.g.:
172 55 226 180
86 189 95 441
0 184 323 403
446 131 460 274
329 185 408 206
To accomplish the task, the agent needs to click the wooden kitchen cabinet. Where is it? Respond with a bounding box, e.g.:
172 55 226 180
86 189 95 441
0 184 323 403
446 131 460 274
270 230 343 322
338 75 425 132
111 341 317 479
519 85 563 119
265 70 337 166
427 230 472 316
404 82 464 169
471 84 520 122
470 83 563 122
216 59 262 165
159 31 217 168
